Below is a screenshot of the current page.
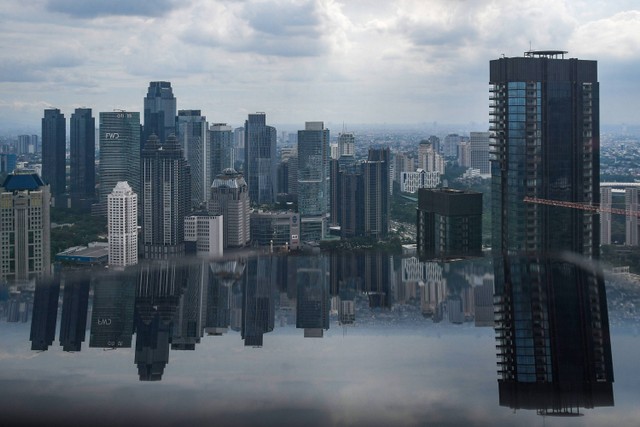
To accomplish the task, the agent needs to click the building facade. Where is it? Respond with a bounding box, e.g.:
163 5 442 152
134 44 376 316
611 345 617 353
400 169 441 193
184 215 223 257
209 168 250 248
41 108 66 205
141 134 190 259
363 148 390 239
210 123 234 180
244 113 277 205
70 108 96 211
177 110 208 207
143 81 176 147
0 171 51 282
250 211 300 250
96 111 141 216
108 181 138 268
470 131 490 175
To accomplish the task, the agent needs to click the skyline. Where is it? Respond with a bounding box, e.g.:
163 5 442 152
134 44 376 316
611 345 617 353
1 1 640 133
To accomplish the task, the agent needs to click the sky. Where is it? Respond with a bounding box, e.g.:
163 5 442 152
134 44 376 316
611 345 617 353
1 0 639 133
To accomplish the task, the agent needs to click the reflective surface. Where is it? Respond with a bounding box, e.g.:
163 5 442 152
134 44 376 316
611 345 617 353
1 252 638 426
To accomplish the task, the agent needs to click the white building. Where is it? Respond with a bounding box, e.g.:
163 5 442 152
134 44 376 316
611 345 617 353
184 215 223 257
470 132 490 175
400 169 440 193
108 181 138 267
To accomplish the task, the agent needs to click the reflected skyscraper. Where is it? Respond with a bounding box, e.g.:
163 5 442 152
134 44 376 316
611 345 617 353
30 276 60 351
59 274 90 352
241 257 275 347
90 270 136 349
296 256 330 337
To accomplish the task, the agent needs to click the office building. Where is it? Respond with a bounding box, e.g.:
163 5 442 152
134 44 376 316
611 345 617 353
69 108 96 211
209 168 250 248
233 126 245 171
177 110 208 207
184 215 223 257
41 108 66 204
108 181 138 267
250 211 300 250
142 81 176 147
470 131 490 175
400 169 440 193
416 188 482 259
0 171 51 282
338 132 355 158
141 134 190 259
417 140 445 174
297 122 330 241
0 153 17 174
244 113 277 205
363 148 390 239
625 187 638 246
59 275 90 352
210 123 234 179
96 111 140 216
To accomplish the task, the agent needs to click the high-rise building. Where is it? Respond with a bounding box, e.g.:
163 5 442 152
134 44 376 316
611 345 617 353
442 134 462 158
417 140 445 174
490 51 600 257
143 81 176 147
363 148 390 239
210 123 234 180
241 257 275 347
233 126 245 171
416 188 483 259
490 52 612 414
59 276 90 352
625 187 638 246
30 276 60 351
337 132 355 158
208 169 250 248
96 111 140 216
0 171 51 282
244 113 277 205
177 110 208 208
141 134 191 259
297 122 330 241
0 153 17 174
108 181 138 267
600 187 612 245
89 270 136 349
296 256 329 337
469 131 490 175
69 108 96 211
41 108 66 204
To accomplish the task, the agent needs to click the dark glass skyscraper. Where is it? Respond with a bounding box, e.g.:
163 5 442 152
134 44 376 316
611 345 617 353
41 108 66 204
177 110 208 207
70 108 95 211
244 113 277 205
363 147 390 239
143 81 177 148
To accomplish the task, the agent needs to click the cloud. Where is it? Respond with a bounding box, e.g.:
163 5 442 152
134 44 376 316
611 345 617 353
570 10 640 59
45 0 181 19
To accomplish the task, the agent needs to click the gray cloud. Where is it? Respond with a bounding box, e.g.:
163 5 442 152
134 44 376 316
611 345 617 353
46 0 180 18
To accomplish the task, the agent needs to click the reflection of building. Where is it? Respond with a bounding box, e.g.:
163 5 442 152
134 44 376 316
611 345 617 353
241 257 275 347
172 261 208 350
417 188 482 259
296 257 329 337
209 169 250 248
0 171 51 282
90 270 136 349
494 256 614 414
59 274 90 352
205 261 244 335
625 188 638 246
30 276 60 351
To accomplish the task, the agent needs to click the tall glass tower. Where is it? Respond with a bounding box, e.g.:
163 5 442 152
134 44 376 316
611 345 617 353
69 108 95 211
41 108 66 205
244 113 277 206
177 110 208 208
143 81 176 148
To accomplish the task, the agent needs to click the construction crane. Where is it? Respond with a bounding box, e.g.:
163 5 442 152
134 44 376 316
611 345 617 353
523 196 636 217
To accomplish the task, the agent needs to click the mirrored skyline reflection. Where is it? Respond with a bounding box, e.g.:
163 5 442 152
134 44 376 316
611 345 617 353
1 252 637 426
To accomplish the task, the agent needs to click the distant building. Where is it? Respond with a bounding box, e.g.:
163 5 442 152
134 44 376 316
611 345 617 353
625 187 638 246
143 81 176 147
95 111 141 216
210 123 234 180
600 187 612 245
244 113 277 205
469 131 490 175
141 134 190 259
400 169 440 193
363 148 390 239
108 182 138 267
184 215 223 257
338 132 355 158
0 171 51 282
416 188 482 259
0 153 17 174
209 168 250 248
69 108 96 212
250 211 300 250
41 108 66 205
177 110 208 207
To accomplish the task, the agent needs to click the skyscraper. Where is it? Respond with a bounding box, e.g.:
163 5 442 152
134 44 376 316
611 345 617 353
469 131 490 175
141 134 190 259
297 121 330 241
337 132 355 158
108 181 138 267
209 169 250 248
210 123 234 180
143 81 176 147
0 171 51 282
363 147 390 239
600 187 612 245
244 113 277 205
69 108 96 211
490 51 599 256
41 108 66 205
96 111 140 216
177 110 208 207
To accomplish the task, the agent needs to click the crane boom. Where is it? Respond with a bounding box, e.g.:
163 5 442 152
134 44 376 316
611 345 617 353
523 196 634 216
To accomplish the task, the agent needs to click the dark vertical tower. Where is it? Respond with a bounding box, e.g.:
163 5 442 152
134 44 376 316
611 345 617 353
30 276 60 351
210 123 234 180
177 110 208 208
244 113 277 205
70 108 95 211
143 81 177 148
141 134 190 259
363 147 390 239
41 108 66 205
59 273 90 352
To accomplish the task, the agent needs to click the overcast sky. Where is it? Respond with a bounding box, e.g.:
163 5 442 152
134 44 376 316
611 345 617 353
1 0 639 133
